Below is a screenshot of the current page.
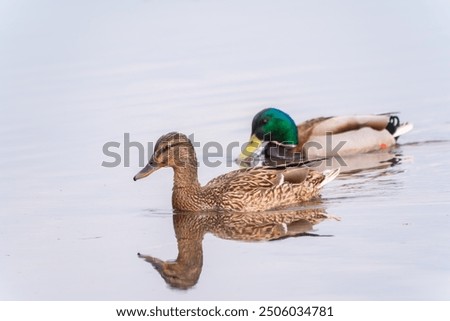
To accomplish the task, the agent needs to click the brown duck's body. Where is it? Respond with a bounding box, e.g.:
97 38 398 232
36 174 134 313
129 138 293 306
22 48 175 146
134 132 340 212
172 165 333 212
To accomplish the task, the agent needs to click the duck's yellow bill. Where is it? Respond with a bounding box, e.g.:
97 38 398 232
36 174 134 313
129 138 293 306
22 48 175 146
238 134 264 161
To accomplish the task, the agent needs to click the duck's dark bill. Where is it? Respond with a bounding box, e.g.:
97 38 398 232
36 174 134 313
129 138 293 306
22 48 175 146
133 163 159 181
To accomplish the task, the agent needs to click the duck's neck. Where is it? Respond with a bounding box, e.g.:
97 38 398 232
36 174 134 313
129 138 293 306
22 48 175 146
264 142 302 165
172 163 201 189
171 162 202 211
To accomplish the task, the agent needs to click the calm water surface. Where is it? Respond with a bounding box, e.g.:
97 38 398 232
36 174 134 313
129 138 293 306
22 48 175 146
1 0 450 300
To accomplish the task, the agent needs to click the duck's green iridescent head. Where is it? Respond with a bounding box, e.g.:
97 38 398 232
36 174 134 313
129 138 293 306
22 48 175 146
238 108 298 164
251 108 298 145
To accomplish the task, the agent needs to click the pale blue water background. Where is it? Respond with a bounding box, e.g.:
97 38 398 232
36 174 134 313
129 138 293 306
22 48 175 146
1 0 449 300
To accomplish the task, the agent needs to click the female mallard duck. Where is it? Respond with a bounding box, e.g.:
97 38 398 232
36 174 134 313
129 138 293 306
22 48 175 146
238 108 413 165
133 132 339 212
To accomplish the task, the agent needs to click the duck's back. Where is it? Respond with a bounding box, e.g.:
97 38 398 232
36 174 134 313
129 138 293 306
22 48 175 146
297 114 412 158
201 167 331 212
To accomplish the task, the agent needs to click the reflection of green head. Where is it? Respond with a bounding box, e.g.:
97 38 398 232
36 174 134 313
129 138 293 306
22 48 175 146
251 108 298 145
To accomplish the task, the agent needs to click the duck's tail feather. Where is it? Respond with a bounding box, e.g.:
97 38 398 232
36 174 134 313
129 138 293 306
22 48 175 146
318 167 340 188
386 115 414 138
393 122 414 138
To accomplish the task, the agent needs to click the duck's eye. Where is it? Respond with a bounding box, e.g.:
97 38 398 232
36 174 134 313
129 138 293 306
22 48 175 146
158 144 170 154
262 118 269 124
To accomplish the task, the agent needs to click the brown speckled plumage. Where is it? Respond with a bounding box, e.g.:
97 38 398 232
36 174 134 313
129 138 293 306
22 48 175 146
134 132 339 212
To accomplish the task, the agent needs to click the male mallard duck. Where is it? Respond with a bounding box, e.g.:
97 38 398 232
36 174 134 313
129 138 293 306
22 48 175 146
238 108 413 165
133 132 339 212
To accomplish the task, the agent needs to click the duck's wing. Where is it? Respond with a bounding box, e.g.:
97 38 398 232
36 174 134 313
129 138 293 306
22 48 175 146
224 166 329 189
213 165 338 190
303 113 413 136
204 167 307 191
297 114 413 157
296 117 331 148
228 167 287 189
306 114 391 136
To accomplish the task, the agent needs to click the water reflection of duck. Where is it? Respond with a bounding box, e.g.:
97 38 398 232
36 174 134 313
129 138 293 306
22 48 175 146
238 108 413 167
138 208 338 290
298 150 408 176
134 132 339 212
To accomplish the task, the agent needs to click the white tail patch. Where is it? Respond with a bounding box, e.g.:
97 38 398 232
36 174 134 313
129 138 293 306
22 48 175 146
318 167 340 188
393 122 414 138
278 173 285 186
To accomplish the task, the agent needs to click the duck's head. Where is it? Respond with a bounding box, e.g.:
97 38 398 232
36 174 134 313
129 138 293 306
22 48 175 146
238 108 298 163
133 132 195 181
